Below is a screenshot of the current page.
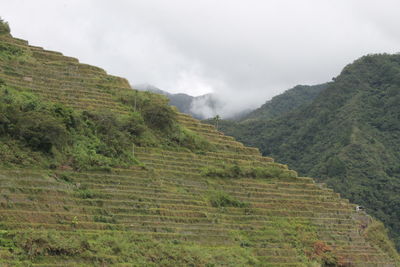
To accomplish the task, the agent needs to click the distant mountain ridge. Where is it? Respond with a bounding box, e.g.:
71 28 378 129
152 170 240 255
134 84 222 119
242 83 329 121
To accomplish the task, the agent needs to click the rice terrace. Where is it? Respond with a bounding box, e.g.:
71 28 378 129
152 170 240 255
0 1 400 266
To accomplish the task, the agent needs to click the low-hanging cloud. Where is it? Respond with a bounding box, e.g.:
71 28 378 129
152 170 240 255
1 0 400 118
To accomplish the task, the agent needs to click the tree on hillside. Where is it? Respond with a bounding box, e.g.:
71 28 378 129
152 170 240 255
213 115 220 130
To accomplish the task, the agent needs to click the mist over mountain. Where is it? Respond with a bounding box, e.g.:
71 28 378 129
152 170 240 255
134 83 244 119
203 83 330 135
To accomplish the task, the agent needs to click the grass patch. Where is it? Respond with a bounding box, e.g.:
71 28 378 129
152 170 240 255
201 163 297 179
76 189 98 199
207 190 248 208
9 230 261 265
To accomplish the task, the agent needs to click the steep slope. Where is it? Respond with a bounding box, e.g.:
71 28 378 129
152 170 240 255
0 25 399 266
218 54 400 251
0 36 131 113
242 83 329 121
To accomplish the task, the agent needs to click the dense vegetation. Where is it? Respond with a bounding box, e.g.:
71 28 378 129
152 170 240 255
0 17 10 34
216 54 400 250
242 83 329 121
200 162 297 179
0 86 212 170
204 83 328 132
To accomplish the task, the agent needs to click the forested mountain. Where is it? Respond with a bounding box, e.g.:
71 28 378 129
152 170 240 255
217 54 400 250
242 83 329 121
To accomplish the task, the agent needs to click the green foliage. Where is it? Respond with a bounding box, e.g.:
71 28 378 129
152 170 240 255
170 126 214 152
142 103 176 131
201 163 297 179
207 190 247 208
230 217 334 266
272 218 341 266
118 87 177 132
364 219 400 263
0 87 214 170
243 83 329 121
218 53 400 250
116 89 214 151
76 189 97 199
93 215 117 224
13 111 69 153
0 17 10 34
9 230 261 265
116 89 175 132
0 87 140 170
212 115 220 129
0 43 25 60
14 230 87 259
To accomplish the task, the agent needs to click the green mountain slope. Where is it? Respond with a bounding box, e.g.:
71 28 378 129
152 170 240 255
204 83 329 141
0 21 399 266
243 83 329 121
218 54 400 251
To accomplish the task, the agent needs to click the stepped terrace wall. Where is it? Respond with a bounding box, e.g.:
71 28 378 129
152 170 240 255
0 146 398 266
0 34 130 113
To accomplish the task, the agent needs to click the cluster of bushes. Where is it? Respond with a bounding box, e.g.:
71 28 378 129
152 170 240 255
0 17 10 34
116 89 176 132
207 190 248 208
0 86 212 170
201 163 297 179
0 87 143 169
0 43 27 61
13 230 87 259
116 89 214 152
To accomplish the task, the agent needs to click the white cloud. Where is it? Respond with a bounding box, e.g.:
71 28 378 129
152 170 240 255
1 0 400 117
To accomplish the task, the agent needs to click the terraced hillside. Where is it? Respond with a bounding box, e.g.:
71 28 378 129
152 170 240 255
0 29 399 266
0 148 398 266
0 34 130 114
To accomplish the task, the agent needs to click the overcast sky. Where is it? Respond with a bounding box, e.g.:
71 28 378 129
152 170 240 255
1 0 400 117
